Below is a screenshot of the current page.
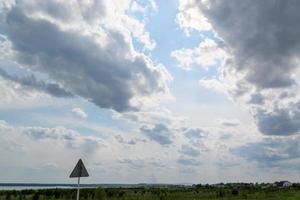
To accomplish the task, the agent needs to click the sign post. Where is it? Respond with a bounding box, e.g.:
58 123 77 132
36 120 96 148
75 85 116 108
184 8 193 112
69 159 89 200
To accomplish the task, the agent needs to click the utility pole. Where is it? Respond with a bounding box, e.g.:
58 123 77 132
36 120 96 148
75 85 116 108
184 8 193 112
77 176 80 200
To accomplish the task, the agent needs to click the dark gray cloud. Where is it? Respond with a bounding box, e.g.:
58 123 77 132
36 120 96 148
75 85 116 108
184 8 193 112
1 1 169 112
140 123 173 145
193 0 300 135
256 107 300 135
0 68 73 97
199 0 300 89
231 136 300 168
178 145 200 157
248 93 265 105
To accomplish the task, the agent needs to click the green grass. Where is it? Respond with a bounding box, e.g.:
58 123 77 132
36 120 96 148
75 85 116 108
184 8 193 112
1 186 300 200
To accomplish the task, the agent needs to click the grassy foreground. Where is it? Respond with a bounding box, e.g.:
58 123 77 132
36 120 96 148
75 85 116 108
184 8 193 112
2 184 300 200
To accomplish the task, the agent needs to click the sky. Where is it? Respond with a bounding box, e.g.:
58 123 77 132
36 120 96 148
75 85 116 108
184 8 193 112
1 0 300 184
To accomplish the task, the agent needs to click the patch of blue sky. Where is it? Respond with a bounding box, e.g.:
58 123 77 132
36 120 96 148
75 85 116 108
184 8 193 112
130 0 221 83
77 102 136 131
140 1 228 107
0 96 133 136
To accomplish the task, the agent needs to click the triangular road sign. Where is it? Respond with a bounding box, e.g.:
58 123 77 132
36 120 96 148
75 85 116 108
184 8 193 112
70 159 89 178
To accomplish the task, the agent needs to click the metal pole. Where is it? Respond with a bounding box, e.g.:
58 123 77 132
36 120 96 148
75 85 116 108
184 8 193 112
76 177 80 200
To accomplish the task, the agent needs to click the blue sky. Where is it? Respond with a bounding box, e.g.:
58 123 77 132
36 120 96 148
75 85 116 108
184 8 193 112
1 0 300 184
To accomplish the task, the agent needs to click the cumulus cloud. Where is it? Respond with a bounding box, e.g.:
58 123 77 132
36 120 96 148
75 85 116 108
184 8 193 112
114 108 210 150
198 78 227 94
72 107 88 118
197 0 300 89
114 134 147 145
171 38 226 69
113 107 185 127
182 128 210 153
0 0 170 112
140 123 173 145
0 77 46 105
130 1 146 14
178 144 200 157
0 120 104 154
177 157 201 166
256 106 300 135
0 68 73 98
217 119 239 127
118 158 145 169
130 0 158 16
176 0 211 35
184 128 206 139
232 135 300 168
248 93 265 105
178 0 300 135
23 126 103 152
118 157 166 169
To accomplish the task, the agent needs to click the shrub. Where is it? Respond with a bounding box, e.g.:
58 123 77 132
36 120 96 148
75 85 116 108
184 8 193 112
94 188 106 200
54 190 60 199
106 190 114 198
32 193 39 200
232 189 239 195
19 192 23 200
218 190 225 198
45 190 53 199
118 191 125 198
5 193 11 200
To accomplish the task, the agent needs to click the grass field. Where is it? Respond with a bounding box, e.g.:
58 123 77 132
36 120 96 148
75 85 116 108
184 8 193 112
1 184 300 200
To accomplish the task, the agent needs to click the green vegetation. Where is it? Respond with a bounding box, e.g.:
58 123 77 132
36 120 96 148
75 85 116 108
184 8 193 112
2 184 300 200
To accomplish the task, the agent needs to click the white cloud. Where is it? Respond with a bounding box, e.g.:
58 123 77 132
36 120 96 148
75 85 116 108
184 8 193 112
176 0 211 36
130 1 146 13
149 0 158 12
72 107 88 118
0 119 105 161
0 77 53 108
171 38 226 69
199 78 227 94
114 134 147 145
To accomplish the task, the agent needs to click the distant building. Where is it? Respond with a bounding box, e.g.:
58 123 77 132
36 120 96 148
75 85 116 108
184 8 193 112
274 181 292 187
